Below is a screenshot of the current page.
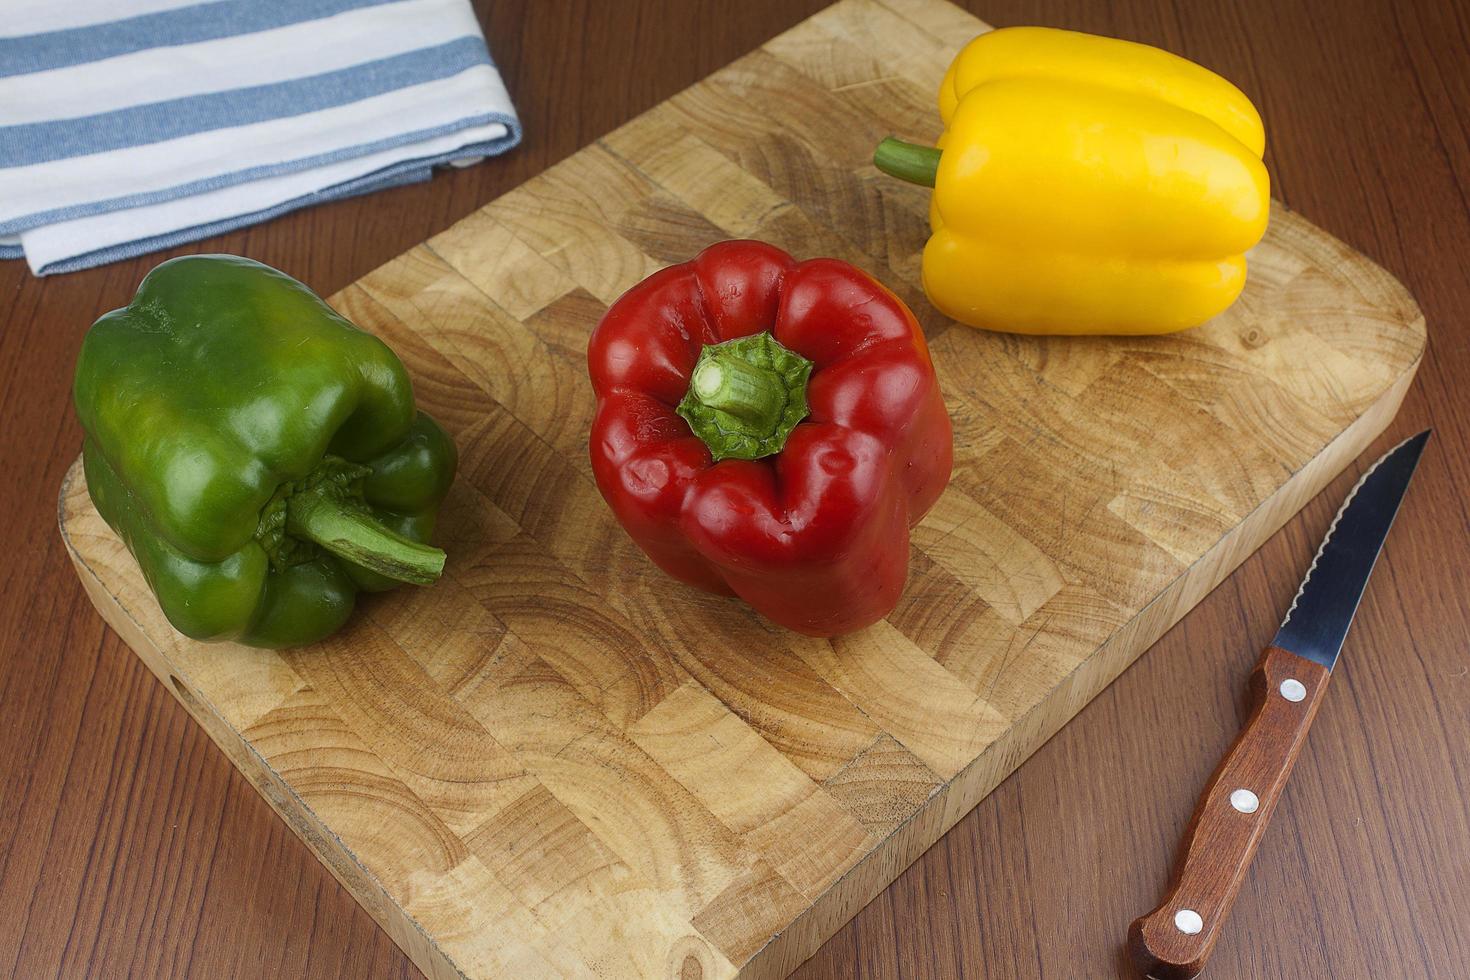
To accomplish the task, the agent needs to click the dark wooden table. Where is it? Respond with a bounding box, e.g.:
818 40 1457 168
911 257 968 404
4 2 1468 977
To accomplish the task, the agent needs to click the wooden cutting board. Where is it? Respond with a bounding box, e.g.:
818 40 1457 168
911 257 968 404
59 1 1425 977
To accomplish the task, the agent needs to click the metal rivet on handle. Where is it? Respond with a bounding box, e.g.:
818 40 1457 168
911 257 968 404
1174 909 1204 935
1230 788 1260 814
1280 678 1307 702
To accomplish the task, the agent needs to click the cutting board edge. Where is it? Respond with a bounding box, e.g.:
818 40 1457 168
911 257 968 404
57 342 1421 980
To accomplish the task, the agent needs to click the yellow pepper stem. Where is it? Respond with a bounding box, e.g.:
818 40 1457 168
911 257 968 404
874 137 942 187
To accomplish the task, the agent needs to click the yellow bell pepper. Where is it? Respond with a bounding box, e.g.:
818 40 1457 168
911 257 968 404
875 26 1270 335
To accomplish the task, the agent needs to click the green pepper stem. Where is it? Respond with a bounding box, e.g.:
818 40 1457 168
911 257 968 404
286 492 445 585
873 137 942 187
689 355 787 429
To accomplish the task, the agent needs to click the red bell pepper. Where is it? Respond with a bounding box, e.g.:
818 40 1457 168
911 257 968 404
587 240 953 636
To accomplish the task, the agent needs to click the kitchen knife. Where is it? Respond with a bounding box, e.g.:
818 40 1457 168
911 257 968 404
1128 429 1431 980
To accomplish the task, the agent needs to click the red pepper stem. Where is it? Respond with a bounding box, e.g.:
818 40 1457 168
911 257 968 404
286 491 445 585
690 355 786 429
873 137 941 187
678 332 812 461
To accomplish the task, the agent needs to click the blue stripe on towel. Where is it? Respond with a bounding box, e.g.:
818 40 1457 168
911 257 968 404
33 130 517 275
36 165 431 275
0 111 518 236
0 0 403 78
0 37 490 167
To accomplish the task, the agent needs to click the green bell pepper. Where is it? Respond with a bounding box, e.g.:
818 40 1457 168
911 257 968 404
74 255 457 649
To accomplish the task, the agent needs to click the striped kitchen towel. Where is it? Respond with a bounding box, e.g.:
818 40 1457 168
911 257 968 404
0 0 521 276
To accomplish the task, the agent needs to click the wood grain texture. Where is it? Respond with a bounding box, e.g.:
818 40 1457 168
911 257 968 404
52 2 1426 977
1128 646 1331 980
4 1 1469 979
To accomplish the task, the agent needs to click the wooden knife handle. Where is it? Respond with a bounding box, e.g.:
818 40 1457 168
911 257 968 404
1128 645 1331 979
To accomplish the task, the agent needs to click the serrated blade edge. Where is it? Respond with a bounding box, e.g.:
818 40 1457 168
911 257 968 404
1272 430 1430 669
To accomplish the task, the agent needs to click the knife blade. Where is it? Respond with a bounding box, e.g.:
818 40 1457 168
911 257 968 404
1127 429 1430 980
